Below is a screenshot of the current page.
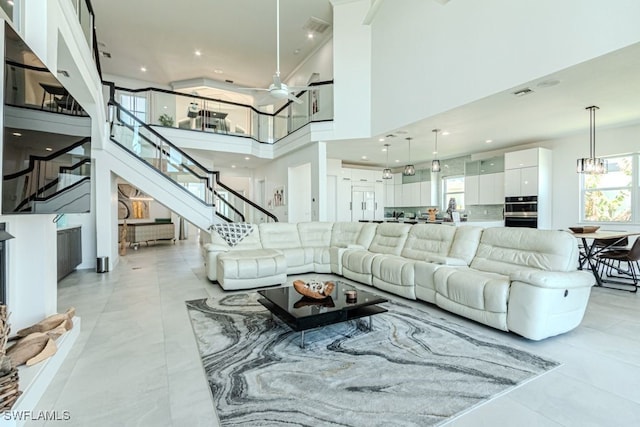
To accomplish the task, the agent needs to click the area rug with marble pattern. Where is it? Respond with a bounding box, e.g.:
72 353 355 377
186 293 559 426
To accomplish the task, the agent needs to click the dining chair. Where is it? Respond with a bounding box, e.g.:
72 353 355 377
597 237 640 291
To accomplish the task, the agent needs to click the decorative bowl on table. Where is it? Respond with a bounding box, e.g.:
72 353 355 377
293 280 335 300
568 226 600 233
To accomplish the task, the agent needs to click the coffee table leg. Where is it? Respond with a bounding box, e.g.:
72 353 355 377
368 316 372 331
300 331 305 349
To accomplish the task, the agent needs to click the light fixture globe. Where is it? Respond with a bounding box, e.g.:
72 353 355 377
577 106 607 174
403 137 415 176
403 164 415 176
382 143 393 179
431 129 441 173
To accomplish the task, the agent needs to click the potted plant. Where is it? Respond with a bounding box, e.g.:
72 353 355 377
158 113 174 127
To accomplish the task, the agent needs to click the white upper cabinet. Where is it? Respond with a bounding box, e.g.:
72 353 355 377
505 148 539 169
465 175 480 205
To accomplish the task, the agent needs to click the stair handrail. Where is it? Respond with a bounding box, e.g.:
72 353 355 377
110 100 278 222
14 176 91 212
213 172 278 222
3 137 90 180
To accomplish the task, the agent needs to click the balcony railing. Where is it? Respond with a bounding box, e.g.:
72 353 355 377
111 81 333 144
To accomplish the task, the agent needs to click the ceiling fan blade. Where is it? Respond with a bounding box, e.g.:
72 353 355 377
287 93 303 104
236 87 270 92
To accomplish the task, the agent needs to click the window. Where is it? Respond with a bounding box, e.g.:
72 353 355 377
581 155 633 222
119 94 147 125
443 176 465 211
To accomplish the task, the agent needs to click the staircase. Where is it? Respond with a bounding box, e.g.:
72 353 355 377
106 101 277 231
3 138 91 214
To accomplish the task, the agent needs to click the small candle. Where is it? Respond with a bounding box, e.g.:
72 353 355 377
345 290 357 303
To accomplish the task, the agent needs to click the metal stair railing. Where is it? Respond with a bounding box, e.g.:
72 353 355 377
109 101 278 223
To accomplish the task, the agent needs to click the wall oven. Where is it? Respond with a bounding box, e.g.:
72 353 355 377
504 196 538 228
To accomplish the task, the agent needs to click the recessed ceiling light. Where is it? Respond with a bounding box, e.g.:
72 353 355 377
381 148 387 152
379 138 385 142
195 50 202 56
231 165 236 168
12 132 21 137
214 69 223 74
244 157 250 160
163 106 167 109
395 159 400 163
140 66 147 72
293 49 301 55
45 147 53 151
485 139 493 143
432 151 438 155
441 131 450 136
361 156 368 160
307 33 314 39
490 163 494 166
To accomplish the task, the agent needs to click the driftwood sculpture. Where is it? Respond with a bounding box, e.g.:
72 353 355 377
7 307 75 367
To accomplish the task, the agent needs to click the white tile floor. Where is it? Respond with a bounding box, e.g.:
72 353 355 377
25 238 640 426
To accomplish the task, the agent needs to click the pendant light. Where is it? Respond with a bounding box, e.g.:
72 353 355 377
403 137 415 176
431 129 441 173
382 144 392 179
577 106 607 174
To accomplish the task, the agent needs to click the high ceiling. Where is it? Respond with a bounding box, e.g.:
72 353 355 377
92 1 640 169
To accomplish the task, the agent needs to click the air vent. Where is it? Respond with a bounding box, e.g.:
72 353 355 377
385 134 396 138
513 87 534 97
225 79 234 84
100 51 111 58
303 17 331 34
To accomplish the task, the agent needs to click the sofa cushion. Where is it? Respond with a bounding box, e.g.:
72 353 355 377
470 228 579 275
330 222 377 249
368 223 411 255
298 222 333 247
216 249 287 290
371 255 416 300
342 249 379 286
259 223 301 249
434 266 510 331
401 224 456 260
448 226 483 265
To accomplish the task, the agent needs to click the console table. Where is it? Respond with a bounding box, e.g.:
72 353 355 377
119 222 175 249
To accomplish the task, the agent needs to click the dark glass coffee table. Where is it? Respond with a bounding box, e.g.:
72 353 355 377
257 281 388 348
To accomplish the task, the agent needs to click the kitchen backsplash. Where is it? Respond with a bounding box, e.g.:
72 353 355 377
466 204 504 220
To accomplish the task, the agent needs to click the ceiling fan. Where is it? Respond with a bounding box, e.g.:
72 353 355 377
242 0 311 105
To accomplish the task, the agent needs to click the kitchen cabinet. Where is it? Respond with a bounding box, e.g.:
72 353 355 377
503 147 552 229
465 173 503 205
478 172 505 204
401 182 421 207
57 226 82 281
505 148 539 169
465 175 480 205
505 167 537 197
351 187 376 221
420 181 432 206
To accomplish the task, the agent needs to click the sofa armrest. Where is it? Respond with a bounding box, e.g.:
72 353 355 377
347 244 365 250
422 254 467 266
510 270 594 289
204 243 229 253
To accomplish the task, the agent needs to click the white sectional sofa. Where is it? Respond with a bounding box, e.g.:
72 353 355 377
203 222 594 340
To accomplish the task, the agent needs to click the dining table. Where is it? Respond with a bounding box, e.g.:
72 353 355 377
572 229 640 290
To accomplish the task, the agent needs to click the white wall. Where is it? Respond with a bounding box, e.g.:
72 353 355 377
288 163 312 222
286 37 334 86
4 215 58 331
331 0 372 139
254 142 327 223
368 0 640 135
